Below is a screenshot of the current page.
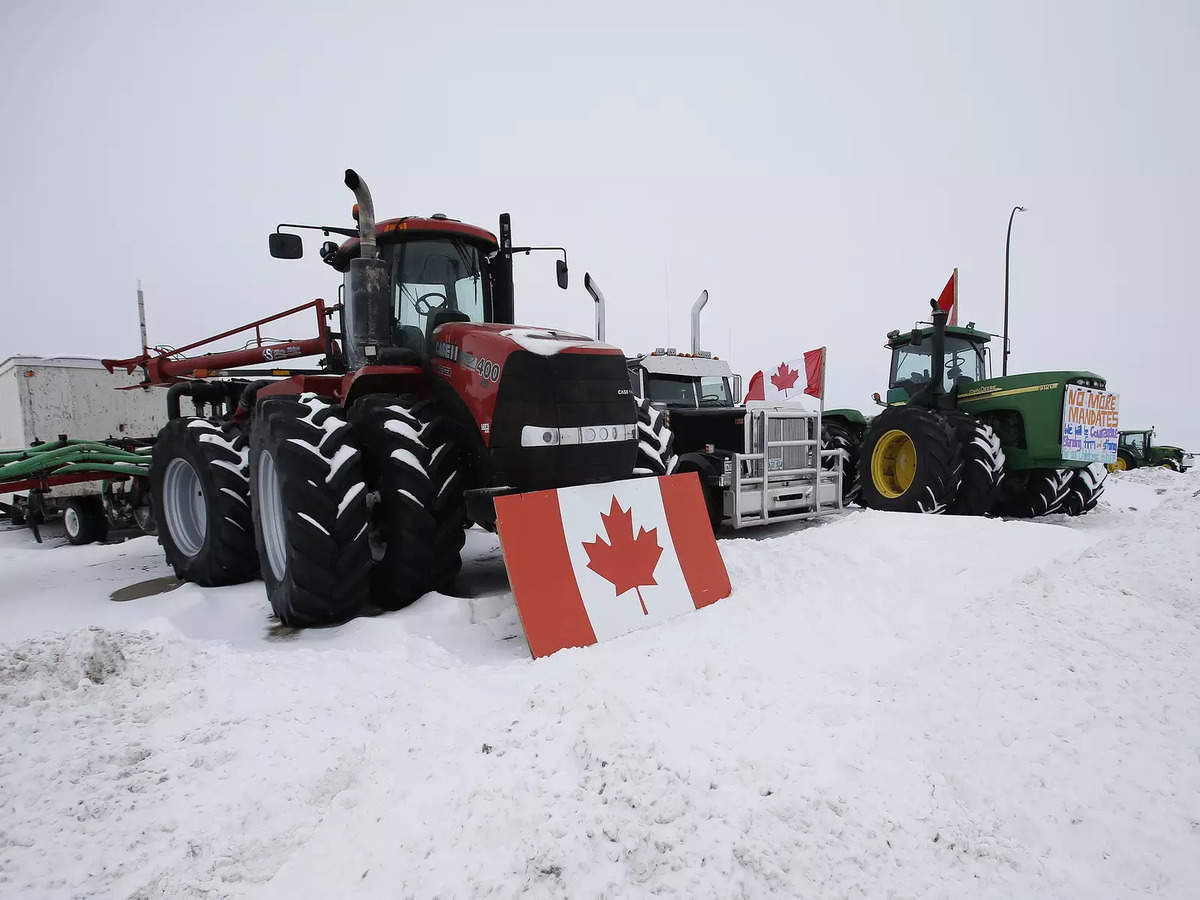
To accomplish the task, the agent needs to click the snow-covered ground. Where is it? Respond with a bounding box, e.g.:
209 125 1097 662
1 469 1198 898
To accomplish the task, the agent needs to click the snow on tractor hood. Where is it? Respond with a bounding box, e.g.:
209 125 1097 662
498 327 611 357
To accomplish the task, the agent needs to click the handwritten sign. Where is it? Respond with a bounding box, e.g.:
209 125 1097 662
1061 386 1119 464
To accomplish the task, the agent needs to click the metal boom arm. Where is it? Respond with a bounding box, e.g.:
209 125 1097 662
102 299 335 385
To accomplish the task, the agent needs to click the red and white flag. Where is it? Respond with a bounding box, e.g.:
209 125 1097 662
743 347 826 403
494 473 732 658
936 268 959 326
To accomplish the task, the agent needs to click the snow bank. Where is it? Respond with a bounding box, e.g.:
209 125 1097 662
1 470 1198 897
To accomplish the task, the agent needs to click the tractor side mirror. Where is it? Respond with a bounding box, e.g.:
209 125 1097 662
269 232 303 260
556 259 569 290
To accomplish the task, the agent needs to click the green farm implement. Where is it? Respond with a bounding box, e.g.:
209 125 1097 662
0 438 154 542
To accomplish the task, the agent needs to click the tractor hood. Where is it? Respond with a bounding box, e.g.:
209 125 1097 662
956 370 1107 404
431 321 625 360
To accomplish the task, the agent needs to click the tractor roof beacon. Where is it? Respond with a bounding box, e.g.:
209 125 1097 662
105 170 669 628
855 300 1115 518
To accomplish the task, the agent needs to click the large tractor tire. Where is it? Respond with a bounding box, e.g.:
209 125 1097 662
858 406 961 514
942 411 1005 516
348 394 466 608
63 497 108 545
1060 464 1107 516
634 398 678 477
821 420 861 505
995 468 1072 518
150 417 258 585
250 395 371 627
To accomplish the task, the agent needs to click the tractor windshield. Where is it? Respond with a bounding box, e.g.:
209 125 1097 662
890 335 987 394
1120 432 1149 454
383 239 491 351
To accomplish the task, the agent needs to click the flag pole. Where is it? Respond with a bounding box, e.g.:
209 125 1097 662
951 267 959 326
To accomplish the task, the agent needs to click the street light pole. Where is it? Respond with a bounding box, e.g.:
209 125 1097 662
1002 205 1026 376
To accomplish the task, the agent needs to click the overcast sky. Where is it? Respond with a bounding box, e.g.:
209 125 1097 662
3 1 1198 447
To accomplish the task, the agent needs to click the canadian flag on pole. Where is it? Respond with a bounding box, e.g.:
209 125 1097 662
743 347 826 403
494 473 732 658
936 268 959 326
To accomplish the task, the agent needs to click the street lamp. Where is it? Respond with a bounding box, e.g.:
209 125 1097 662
1002 205 1026 376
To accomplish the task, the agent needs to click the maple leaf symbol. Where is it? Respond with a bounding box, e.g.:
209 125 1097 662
769 362 799 394
582 497 663 616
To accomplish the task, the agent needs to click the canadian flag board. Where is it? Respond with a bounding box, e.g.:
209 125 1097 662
494 472 733 658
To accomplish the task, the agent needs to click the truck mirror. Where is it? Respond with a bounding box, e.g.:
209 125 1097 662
732 375 742 402
556 259 568 290
269 232 303 259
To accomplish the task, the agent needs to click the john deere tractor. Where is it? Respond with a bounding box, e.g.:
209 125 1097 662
826 301 1116 518
1110 428 1194 472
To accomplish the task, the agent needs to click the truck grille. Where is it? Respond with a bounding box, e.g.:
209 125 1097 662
746 413 817 478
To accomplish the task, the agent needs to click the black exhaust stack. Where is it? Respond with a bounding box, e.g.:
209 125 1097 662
929 299 950 409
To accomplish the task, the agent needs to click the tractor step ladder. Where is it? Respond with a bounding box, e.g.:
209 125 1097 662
729 407 843 528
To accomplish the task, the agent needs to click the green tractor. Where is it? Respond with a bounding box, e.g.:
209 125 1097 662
1109 428 1194 473
825 301 1117 518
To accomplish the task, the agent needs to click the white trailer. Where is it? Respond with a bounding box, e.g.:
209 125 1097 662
0 356 166 539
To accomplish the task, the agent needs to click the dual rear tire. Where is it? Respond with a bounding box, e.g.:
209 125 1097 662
151 392 468 628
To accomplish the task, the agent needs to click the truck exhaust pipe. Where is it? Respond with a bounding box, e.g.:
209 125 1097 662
344 169 378 259
690 289 709 355
584 273 606 342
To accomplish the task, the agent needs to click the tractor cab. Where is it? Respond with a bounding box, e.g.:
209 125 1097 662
320 216 508 368
1118 428 1152 459
884 323 992 404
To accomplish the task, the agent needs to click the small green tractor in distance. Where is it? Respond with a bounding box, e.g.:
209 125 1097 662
824 301 1117 518
1109 428 1194 473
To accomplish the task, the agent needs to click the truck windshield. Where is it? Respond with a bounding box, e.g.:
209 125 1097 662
890 336 987 393
645 374 732 408
383 239 490 343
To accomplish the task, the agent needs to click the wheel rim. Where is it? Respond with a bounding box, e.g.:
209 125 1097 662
257 450 288 582
871 429 917 498
163 458 207 557
1114 457 1128 471
63 506 81 537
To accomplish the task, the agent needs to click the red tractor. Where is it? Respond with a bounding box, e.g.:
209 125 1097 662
106 171 676 627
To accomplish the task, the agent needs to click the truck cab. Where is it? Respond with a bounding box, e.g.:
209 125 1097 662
628 349 741 410
627 350 744 455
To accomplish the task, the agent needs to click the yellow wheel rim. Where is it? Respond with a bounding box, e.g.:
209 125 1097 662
870 429 917 498
1113 457 1128 471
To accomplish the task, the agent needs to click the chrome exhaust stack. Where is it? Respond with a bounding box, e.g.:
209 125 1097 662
690 289 709 355
584 272 606 342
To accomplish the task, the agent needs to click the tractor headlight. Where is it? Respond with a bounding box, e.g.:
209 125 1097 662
520 424 637 447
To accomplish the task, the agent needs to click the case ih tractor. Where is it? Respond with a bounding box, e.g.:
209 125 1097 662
104 170 675 627
825 301 1116 518
1110 428 1194 472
